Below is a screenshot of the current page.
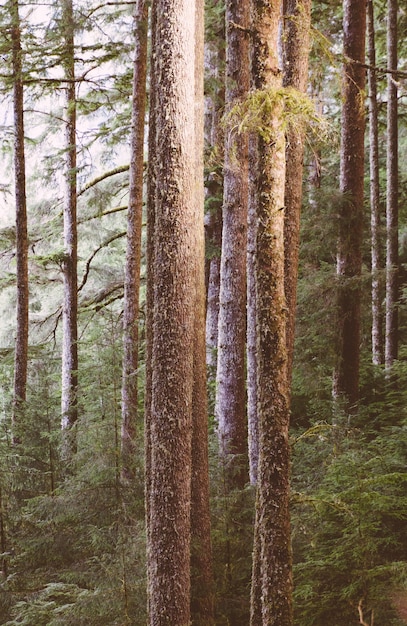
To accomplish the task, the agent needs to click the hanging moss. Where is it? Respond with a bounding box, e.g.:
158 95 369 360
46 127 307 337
224 86 331 144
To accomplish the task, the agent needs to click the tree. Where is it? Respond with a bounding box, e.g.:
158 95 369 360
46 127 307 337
10 0 28 443
146 0 197 623
215 0 250 486
121 0 148 480
333 0 366 409
249 1 292 623
385 0 398 369
61 0 79 458
367 0 384 366
282 0 312 387
190 3 215 623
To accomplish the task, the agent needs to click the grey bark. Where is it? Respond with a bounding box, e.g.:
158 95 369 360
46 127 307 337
121 0 148 480
215 0 250 487
385 0 398 369
61 0 78 459
11 0 28 443
367 0 384 366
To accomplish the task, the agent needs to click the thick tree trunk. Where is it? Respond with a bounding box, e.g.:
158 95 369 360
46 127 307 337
145 1 157 617
282 0 311 387
333 0 366 409
385 0 398 369
249 2 292 624
147 1 196 623
121 0 148 480
190 3 215 621
11 0 28 443
367 0 384 366
61 0 78 459
215 0 250 487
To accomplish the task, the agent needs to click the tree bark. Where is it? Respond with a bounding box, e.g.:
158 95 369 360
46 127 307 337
249 1 292 624
190 2 215 622
367 0 384 366
215 0 250 488
333 0 366 409
147 1 196 623
121 0 148 480
385 0 398 369
282 0 311 388
61 0 78 459
11 0 28 444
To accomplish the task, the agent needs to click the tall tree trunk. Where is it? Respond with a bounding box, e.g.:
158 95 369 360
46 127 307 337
204 0 224 373
147 0 196 623
61 0 78 459
215 0 250 487
145 2 157 618
333 0 366 409
249 1 292 624
367 0 384 366
282 0 311 387
11 0 28 444
247 136 259 486
385 0 398 369
121 0 148 480
190 3 215 622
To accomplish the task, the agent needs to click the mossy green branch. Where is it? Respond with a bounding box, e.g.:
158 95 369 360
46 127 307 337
224 86 331 144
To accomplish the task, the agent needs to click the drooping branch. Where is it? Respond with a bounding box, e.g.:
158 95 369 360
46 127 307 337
78 231 126 292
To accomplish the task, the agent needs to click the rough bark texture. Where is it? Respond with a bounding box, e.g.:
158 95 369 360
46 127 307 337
11 0 28 442
282 0 311 387
144 2 157 618
247 135 259 486
367 0 384 366
121 0 148 480
385 0 398 369
215 0 250 487
204 2 224 372
190 3 215 621
147 1 196 624
61 0 78 459
249 1 292 624
333 0 366 409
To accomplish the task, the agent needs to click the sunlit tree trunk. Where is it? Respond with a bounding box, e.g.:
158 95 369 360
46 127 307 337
367 0 384 366
121 0 148 480
215 0 250 487
282 0 311 387
385 0 398 369
147 0 196 623
11 0 28 444
249 1 292 624
61 0 78 459
333 0 366 409
190 3 215 622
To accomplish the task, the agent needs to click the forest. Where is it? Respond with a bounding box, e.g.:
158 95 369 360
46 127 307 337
0 0 406 624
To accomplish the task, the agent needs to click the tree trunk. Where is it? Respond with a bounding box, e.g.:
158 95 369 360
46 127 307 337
11 0 28 444
121 0 148 480
190 2 215 622
61 0 78 459
145 1 157 618
282 0 311 388
249 2 292 624
215 0 250 487
147 0 196 623
367 0 384 366
385 0 398 369
333 0 366 410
